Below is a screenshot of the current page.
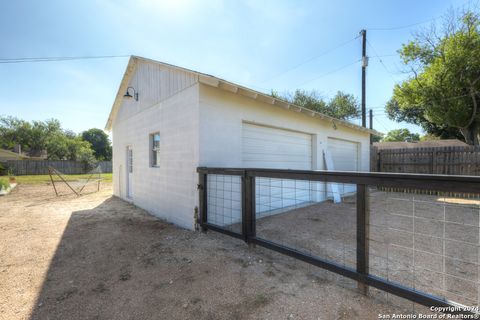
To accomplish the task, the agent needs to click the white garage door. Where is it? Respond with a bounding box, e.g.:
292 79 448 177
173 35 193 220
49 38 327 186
242 123 312 169
327 137 359 196
242 123 312 214
327 138 359 171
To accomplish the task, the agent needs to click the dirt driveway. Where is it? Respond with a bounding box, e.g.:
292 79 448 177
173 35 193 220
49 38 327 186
0 182 410 320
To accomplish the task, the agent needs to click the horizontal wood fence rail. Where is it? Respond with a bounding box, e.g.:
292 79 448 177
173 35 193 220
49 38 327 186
197 167 480 317
371 145 480 175
197 167 480 193
4 160 112 175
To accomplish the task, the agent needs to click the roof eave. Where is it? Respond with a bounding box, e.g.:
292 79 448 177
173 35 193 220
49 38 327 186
105 55 382 136
197 74 381 136
104 56 139 131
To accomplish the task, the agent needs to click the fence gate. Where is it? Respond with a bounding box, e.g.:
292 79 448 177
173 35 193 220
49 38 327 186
198 167 480 317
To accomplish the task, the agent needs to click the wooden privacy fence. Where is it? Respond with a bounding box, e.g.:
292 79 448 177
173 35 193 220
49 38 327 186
4 160 112 175
371 145 480 175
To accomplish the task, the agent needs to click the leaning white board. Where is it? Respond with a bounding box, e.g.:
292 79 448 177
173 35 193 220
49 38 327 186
323 150 342 203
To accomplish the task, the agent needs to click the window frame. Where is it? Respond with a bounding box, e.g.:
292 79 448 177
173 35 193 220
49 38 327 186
150 132 161 168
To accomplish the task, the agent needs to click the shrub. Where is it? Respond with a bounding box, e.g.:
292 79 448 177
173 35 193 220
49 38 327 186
0 178 9 191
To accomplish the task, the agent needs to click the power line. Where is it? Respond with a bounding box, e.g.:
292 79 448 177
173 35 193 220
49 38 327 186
367 0 476 32
367 17 439 31
376 54 398 58
260 35 360 84
296 59 361 87
0 55 130 64
374 117 390 132
367 40 400 78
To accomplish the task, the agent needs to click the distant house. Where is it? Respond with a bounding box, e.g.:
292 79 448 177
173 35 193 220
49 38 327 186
0 149 28 162
373 139 468 150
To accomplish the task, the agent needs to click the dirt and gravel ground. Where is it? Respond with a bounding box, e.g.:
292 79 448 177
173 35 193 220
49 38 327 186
255 189 480 310
1 181 428 320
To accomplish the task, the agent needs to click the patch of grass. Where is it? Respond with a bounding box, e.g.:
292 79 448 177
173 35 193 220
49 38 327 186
15 173 112 184
0 178 9 190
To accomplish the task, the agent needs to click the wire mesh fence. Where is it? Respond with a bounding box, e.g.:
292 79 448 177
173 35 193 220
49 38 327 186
369 188 480 308
206 174 242 234
255 177 357 269
198 167 480 316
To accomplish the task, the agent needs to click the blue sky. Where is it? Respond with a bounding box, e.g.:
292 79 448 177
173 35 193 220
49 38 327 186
0 0 471 135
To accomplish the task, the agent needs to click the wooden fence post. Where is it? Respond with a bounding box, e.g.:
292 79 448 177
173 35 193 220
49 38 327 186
357 184 369 294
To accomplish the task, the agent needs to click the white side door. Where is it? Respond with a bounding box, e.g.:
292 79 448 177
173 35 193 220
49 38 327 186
126 146 133 199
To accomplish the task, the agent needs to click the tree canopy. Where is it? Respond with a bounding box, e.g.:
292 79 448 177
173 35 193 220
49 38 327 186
381 128 420 142
81 128 112 161
271 89 360 120
387 9 480 144
0 116 101 165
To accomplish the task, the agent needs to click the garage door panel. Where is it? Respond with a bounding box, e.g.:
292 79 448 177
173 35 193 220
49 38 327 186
243 148 311 158
242 123 311 137
242 142 311 153
243 123 313 215
242 123 312 170
327 138 359 196
242 134 311 146
327 138 359 172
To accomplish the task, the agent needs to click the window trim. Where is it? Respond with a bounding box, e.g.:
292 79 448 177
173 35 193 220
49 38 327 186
150 132 161 168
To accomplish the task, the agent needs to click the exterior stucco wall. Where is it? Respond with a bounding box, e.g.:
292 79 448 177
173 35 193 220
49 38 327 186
111 74 371 231
198 84 371 171
112 83 200 229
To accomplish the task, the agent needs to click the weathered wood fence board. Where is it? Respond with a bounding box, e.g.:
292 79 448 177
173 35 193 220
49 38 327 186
4 160 112 175
371 145 480 175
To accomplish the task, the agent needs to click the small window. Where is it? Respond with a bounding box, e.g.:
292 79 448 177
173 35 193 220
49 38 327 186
150 132 160 167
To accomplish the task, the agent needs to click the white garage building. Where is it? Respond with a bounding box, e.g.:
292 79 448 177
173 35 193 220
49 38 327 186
106 56 377 230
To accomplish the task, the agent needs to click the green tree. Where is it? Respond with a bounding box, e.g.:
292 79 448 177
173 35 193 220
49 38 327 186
0 116 62 156
271 89 360 120
68 138 96 168
420 133 441 141
385 99 464 140
81 128 112 160
0 116 29 149
45 131 70 160
371 135 382 143
0 116 96 164
326 91 361 120
382 129 420 142
387 9 480 144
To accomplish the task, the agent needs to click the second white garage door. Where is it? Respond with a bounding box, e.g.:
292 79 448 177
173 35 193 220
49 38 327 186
327 137 359 196
242 123 313 214
327 137 359 171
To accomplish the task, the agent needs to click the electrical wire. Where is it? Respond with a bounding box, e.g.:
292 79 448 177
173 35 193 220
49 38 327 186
259 35 360 84
367 0 476 31
367 17 439 31
367 40 400 78
295 59 362 87
0 55 130 64
374 117 390 132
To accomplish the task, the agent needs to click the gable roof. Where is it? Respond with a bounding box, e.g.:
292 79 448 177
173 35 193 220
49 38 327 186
0 149 28 160
105 55 381 136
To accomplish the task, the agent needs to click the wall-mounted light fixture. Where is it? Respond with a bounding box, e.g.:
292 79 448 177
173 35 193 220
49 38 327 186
124 86 138 101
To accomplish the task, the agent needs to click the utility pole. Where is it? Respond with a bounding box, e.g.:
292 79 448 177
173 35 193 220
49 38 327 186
369 109 373 130
361 29 367 128
369 109 373 144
